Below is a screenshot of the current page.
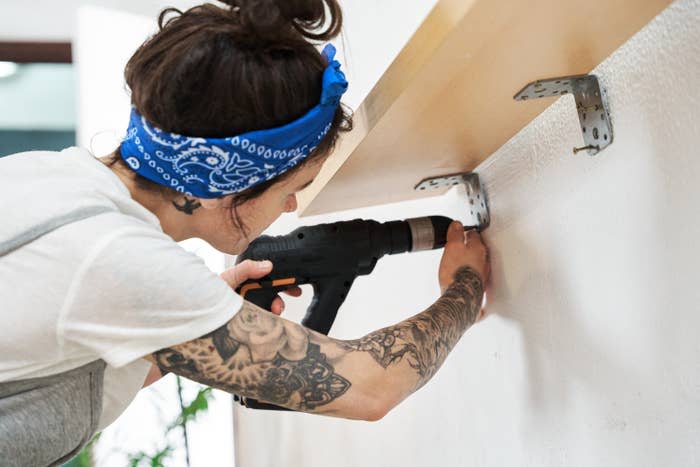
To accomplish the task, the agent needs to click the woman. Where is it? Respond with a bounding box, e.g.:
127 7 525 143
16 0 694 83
0 0 490 465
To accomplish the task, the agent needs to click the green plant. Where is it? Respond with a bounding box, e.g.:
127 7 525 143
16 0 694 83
65 377 214 467
63 433 101 467
126 377 214 467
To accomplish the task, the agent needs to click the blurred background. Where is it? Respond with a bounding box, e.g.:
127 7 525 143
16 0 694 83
0 2 163 156
0 60 75 156
0 1 199 158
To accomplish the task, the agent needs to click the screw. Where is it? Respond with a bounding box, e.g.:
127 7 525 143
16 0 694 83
573 144 599 154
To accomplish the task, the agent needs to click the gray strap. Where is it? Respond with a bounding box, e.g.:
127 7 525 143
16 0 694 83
0 360 107 467
0 206 114 257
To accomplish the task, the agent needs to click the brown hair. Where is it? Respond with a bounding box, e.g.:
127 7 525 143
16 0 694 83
109 0 352 231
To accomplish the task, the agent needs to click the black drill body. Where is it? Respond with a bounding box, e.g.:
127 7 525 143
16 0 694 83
235 216 453 335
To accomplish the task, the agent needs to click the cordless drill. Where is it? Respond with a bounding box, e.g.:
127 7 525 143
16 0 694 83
233 215 478 410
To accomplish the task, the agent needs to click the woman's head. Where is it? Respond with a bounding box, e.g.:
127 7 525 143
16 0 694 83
125 0 348 140
110 0 352 253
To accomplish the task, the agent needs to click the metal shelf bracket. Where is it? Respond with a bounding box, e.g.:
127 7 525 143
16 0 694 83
514 74 613 156
414 172 490 230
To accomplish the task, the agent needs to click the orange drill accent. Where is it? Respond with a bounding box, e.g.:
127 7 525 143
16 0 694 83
239 278 297 298
272 278 296 287
239 283 262 298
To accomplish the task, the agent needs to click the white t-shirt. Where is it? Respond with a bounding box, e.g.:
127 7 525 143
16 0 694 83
0 147 242 429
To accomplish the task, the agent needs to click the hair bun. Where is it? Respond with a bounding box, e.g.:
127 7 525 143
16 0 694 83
221 0 342 42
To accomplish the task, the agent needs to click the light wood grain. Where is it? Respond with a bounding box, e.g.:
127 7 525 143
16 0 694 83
298 0 673 216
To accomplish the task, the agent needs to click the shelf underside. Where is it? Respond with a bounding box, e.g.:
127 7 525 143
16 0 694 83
298 0 673 216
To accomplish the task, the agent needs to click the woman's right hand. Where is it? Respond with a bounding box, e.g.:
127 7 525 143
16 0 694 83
438 221 490 307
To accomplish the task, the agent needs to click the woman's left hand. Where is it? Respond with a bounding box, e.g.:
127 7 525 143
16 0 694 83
220 260 302 315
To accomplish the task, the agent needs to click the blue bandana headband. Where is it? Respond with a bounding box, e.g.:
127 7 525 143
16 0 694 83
120 44 348 198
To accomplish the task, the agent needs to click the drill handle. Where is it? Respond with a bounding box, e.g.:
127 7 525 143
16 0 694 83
233 278 302 411
303 276 356 335
237 278 299 311
235 275 354 334
240 287 277 311
232 275 354 411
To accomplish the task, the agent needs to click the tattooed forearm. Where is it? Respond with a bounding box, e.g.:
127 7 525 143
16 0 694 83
341 266 483 391
152 267 482 418
153 303 350 411
154 348 198 376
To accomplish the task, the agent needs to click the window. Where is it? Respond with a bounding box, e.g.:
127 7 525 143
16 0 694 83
0 42 75 157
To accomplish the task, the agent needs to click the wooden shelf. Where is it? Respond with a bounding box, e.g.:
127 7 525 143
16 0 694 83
298 0 672 216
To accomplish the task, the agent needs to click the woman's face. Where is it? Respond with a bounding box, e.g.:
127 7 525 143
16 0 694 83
195 161 324 254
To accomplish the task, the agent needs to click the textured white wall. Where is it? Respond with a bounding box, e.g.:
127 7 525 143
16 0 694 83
233 1 700 466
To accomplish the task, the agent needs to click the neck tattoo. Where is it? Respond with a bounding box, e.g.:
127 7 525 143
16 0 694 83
172 197 202 215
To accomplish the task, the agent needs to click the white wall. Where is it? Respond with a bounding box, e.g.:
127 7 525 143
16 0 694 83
233 1 700 466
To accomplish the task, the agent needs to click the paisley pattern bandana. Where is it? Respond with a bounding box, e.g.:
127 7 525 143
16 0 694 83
119 44 348 198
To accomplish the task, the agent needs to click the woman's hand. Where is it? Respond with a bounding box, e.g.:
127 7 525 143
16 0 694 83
220 260 302 315
438 221 490 320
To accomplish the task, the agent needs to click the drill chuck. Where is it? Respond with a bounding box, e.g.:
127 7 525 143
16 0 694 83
404 216 452 251
367 215 453 259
